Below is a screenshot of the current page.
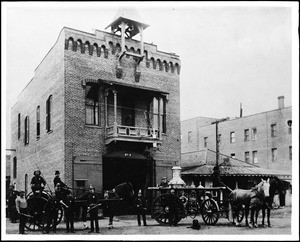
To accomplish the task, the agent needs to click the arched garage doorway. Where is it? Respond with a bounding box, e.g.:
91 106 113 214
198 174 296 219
103 151 155 194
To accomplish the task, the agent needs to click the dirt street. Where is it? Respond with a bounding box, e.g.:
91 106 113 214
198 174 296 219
4 207 294 240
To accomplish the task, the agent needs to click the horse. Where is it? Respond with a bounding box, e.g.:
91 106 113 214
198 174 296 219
75 182 135 229
229 178 270 227
249 177 285 227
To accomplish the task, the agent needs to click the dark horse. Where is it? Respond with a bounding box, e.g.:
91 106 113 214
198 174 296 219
229 179 270 227
249 177 285 227
75 182 135 229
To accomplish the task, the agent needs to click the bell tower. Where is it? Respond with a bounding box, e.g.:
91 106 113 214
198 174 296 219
106 7 149 65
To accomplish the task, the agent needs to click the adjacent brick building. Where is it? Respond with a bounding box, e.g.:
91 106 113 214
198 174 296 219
181 96 292 175
10 9 181 197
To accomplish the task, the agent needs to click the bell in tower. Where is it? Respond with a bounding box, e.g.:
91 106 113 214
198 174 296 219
105 7 149 59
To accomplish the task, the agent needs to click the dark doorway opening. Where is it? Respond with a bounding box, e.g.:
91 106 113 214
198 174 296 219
103 157 154 215
103 158 149 193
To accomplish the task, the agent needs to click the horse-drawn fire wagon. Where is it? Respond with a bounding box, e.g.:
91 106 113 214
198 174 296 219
147 186 230 225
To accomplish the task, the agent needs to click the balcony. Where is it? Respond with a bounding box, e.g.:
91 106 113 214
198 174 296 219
105 125 161 145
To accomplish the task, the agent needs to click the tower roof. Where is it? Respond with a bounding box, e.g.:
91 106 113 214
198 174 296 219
105 7 149 37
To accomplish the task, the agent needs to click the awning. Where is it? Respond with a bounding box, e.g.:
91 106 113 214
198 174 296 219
182 164 292 178
103 151 147 160
99 79 169 95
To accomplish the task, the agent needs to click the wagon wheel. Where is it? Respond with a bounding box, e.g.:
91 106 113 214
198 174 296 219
151 194 185 225
25 192 49 231
201 198 219 225
25 191 63 231
42 205 64 228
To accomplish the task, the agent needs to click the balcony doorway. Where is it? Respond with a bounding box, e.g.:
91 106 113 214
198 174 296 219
121 97 135 127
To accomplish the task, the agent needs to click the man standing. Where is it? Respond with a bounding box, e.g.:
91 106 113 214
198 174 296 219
166 188 179 227
15 191 28 234
43 194 59 234
134 189 147 226
65 193 75 233
87 186 100 233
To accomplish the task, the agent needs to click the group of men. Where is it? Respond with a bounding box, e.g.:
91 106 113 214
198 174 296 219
13 173 180 234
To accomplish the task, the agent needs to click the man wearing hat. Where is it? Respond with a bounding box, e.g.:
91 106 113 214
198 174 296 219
134 189 147 226
53 170 67 189
165 188 179 227
87 186 100 233
159 177 169 195
30 170 46 193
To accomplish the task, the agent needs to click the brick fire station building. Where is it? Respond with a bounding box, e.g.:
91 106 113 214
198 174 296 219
10 9 181 196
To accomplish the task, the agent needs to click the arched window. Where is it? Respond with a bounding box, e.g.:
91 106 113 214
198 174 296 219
150 58 156 69
157 59 163 71
169 62 174 73
24 116 29 145
46 95 52 132
36 106 40 139
25 174 28 196
175 63 180 74
94 43 100 57
18 113 21 140
77 39 83 53
163 61 169 72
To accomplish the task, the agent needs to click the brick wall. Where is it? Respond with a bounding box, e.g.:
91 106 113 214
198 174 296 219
10 31 66 193
64 28 181 188
181 107 292 173
10 26 182 193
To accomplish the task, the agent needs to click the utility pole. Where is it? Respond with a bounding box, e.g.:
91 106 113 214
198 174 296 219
211 118 228 186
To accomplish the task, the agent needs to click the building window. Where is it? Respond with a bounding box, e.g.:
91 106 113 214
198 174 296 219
271 148 277 162
287 120 292 134
252 128 257 140
13 157 17 178
244 129 250 141
252 150 258 164
289 146 292 160
85 83 99 125
36 106 40 139
160 98 166 133
231 153 236 158
204 137 208 147
24 116 29 145
271 124 277 137
153 97 166 134
18 113 21 140
230 132 235 143
218 134 221 145
245 151 250 163
46 95 52 132
25 174 28 196
188 131 192 142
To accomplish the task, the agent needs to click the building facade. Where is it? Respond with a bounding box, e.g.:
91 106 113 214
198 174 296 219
181 96 292 174
10 9 181 197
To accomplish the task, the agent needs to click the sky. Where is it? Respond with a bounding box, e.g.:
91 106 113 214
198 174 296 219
2 2 299 147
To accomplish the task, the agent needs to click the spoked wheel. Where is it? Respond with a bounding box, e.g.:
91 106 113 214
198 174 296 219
151 194 185 225
201 198 219 225
25 191 63 231
25 193 49 231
